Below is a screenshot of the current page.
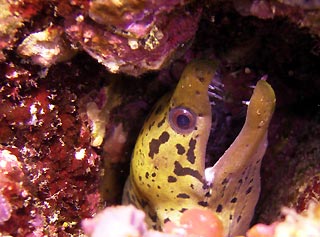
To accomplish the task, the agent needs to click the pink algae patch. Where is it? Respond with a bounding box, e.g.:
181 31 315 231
0 193 12 224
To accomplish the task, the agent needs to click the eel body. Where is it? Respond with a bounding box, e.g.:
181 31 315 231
122 60 276 237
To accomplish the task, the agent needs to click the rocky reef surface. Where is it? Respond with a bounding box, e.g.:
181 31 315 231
0 0 319 236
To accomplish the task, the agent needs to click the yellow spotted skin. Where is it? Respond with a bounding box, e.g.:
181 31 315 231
122 60 276 237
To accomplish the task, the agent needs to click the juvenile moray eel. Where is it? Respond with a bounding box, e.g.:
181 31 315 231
122 60 276 237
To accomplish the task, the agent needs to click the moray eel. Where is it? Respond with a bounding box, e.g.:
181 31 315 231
122 60 276 237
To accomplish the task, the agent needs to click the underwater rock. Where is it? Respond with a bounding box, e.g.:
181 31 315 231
82 203 320 237
82 205 148 237
232 0 320 36
257 115 320 223
0 58 105 235
0 0 45 61
0 146 45 236
277 0 320 9
247 203 320 237
82 205 224 237
88 0 194 36
0 0 24 61
64 0 202 76
17 26 77 67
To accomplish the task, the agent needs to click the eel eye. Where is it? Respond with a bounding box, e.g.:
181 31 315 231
169 107 197 134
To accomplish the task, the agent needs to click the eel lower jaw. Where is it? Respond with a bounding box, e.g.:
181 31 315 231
204 76 227 188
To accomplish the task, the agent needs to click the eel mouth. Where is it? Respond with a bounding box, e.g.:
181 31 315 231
205 73 232 169
204 72 249 181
